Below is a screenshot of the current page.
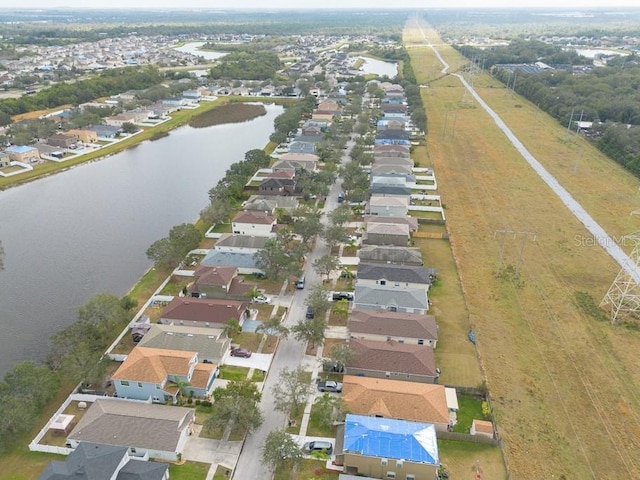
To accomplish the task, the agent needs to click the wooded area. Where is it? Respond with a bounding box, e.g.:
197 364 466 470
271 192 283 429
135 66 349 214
456 41 640 176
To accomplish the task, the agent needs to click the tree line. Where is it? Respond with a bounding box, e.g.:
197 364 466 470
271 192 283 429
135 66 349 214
0 293 137 453
209 51 282 81
0 66 163 124
456 40 640 178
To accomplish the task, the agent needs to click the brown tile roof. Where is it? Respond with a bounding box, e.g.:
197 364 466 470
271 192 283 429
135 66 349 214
341 376 449 424
348 338 436 377
68 399 194 453
160 297 247 324
267 169 295 179
349 309 438 341
193 266 237 287
112 347 196 384
232 210 276 225
190 363 216 389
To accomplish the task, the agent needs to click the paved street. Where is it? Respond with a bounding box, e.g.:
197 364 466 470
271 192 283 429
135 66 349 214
232 140 353 479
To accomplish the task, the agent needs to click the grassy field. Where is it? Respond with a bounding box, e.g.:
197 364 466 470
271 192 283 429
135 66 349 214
406 17 640 479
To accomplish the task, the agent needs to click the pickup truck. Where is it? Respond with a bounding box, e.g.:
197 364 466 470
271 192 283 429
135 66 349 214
317 380 343 393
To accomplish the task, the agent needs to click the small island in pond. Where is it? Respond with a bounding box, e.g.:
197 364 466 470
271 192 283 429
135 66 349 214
189 103 266 128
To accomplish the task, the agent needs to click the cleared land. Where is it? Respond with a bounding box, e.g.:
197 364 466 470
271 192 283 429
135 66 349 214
406 17 640 479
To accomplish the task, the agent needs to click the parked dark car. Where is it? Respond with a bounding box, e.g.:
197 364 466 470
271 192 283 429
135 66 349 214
305 306 315 319
332 292 354 301
317 380 343 393
230 347 252 358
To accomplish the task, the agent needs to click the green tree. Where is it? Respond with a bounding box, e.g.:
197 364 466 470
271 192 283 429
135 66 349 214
291 316 326 350
261 430 304 475
146 223 201 270
329 203 353 226
322 224 349 251
200 197 233 226
312 393 347 430
291 207 323 244
256 316 290 338
205 380 263 436
272 366 314 419
328 343 354 373
254 230 306 281
120 122 138 134
306 285 332 319
224 318 242 340
313 254 340 283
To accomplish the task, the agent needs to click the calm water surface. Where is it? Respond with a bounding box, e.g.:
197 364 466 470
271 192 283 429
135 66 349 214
174 42 228 61
359 56 398 77
0 104 282 375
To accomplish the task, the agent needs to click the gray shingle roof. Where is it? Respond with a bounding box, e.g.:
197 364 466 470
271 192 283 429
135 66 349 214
201 250 259 270
68 399 194 454
39 442 128 480
357 246 423 265
354 284 429 311
215 233 269 250
357 263 433 285
139 324 228 363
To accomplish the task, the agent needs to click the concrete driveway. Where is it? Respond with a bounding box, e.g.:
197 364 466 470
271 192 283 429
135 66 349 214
182 428 243 467
224 352 273 371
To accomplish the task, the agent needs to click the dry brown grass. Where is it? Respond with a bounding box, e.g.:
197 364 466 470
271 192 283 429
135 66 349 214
407 18 640 479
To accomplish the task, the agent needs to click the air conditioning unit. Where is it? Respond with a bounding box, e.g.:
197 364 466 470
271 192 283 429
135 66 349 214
396 460 403 468
381 458 388 466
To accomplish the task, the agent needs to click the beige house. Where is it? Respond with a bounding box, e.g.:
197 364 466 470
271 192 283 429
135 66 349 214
6 145 40 163
67 129 99 143
336 414 439 480
348 309 438 348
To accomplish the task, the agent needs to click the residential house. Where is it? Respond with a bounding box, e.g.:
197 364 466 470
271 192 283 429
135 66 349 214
353 284 429 314
374 138 410 146
231 211 277 237
367 195 409 217
66 129 98 143
375 129 410 142
377 119 406 131
373 144 410 158
200 249 262 274
369 176 412 196
357 246 424 266
244 195 299 214
67 399 194 462
272 158 318 173
288 141 316 155
138 324 231 365
345 338 438 383
258 170 298 197
348 309 438 347
39 442 169 480
36 143 65 160
6 145 41 163
370 163 414 177
189 265 253 299
363 215 418 232
362 222 409 247
158 297 250 328
357 263 434 290
47 133 77 149
214 233 269 254
372 156 414 168
87 124 121 139
336 414 439 479
0 151 10 167
111 346 217 402
341 376 454 430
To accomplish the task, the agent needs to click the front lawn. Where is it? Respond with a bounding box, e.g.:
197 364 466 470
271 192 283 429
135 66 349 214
169 461 209 480
218 365 250 381
306 402 340 438
274 459 339 480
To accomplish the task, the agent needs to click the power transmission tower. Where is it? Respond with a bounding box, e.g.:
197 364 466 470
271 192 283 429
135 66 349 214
494 229 517 272
601 232 640 323
494 229 536 275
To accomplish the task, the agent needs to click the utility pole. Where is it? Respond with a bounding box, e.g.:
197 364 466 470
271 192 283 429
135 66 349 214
494 229 537 275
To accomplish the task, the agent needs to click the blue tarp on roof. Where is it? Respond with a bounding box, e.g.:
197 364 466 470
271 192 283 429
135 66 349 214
343 414 438 465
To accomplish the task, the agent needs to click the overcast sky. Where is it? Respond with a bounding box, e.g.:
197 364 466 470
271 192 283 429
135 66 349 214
8 0 640 9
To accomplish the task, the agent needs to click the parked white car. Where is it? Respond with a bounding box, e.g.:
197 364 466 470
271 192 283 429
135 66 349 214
254 295 271 304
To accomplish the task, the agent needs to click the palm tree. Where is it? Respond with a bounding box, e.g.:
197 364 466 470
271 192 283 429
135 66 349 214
224 318 242 340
